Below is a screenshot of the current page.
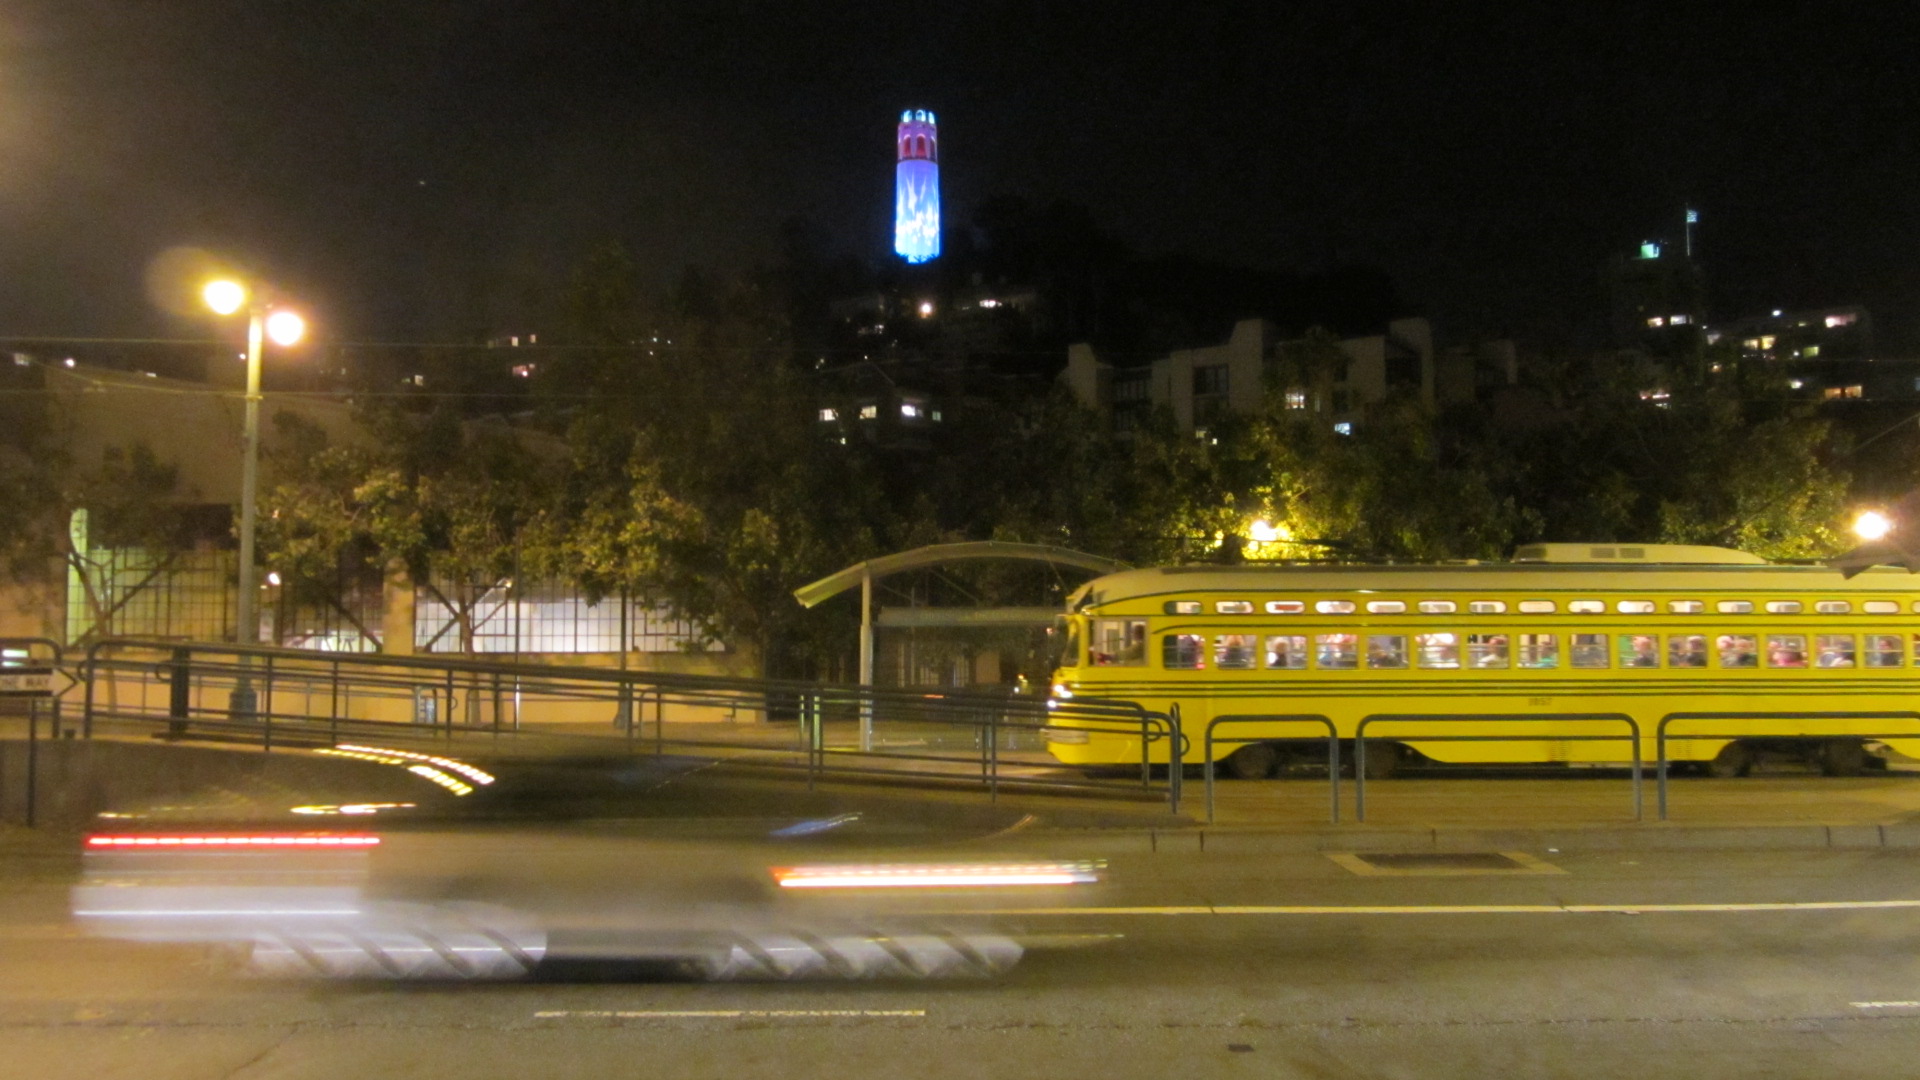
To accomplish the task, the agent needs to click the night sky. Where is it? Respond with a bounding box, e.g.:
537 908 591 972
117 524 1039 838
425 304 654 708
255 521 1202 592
2 2 1915 350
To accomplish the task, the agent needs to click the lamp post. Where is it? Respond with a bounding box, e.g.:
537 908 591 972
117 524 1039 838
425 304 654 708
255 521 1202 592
203 281 304 655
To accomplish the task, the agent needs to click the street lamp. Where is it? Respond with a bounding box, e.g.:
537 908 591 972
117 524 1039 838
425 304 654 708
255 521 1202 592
202 279 304 649
1853 510 1893 542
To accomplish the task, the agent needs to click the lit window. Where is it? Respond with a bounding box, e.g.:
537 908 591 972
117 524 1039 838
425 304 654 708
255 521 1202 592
1668 600 1704 614
1765 600 1803 614
1865 634 1903 667
1365 600 1406 614
1315 633 1358 669
1717 633 1758 668
1616 600 1656 614
1467 634 1509 668
1767 634 1807 667
1668 634 1708 668
1215 634 1259 670
1165 601 1201 615
818 408 839 422
1162 634 1205 669
1570 634 1609 668
1266 635 1307 669
1826 313 1857 328
1802 346 1820 358
930 409 942 422
1333 422 1353 435
1815 634 1856 668
1517 633 1558 667
1618 634 1660 667
1090 619 1147 666
1646 316 1666 328
1789 379 1805 390
1415 632 1459 669
1864 601 1899 614
1468 600 1506 614
1265 600 1305 615
1568 599 1606 614
1215 601 1254 614
1717 600 1753 613
1669 313 1690 325
1366 634 1408 669
1758 335 1776 350
1518 600 1556 613
1316 600 1356 614
858 404 878 419
900 402 922 419
1418 600 1457 614
1814 600 1851 614
1284 389 1307 410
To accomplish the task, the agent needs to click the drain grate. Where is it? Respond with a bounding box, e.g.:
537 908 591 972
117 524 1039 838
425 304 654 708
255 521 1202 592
1329 851 1566 876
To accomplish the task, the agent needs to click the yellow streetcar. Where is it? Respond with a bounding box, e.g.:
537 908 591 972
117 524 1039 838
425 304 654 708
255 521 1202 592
1044 543 1920 779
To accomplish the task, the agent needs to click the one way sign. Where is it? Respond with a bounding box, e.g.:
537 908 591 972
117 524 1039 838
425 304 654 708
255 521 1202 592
0 666 77 698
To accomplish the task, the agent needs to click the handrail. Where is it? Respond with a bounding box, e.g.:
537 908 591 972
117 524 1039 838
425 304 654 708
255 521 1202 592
1202 714 1338 824
1654 711 1920 820
1354 713 1642 823
1 638 64 829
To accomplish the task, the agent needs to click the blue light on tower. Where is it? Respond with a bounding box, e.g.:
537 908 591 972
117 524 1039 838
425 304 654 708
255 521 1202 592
894 110 940 263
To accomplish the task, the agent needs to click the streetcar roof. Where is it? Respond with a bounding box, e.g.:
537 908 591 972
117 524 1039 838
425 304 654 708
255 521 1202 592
1067 553 1917 610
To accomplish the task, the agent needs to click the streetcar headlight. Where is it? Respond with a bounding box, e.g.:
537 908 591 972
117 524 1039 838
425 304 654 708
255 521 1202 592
1051 682 1074 699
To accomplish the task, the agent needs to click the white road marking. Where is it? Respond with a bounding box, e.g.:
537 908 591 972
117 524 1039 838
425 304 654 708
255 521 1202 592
1851 1001 1920 1009
961 899 1920 917
533 1009 925 1019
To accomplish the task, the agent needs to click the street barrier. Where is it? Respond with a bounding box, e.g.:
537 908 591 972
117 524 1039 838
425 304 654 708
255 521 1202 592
0 637 64 828
1202 714 1339 824
1655 711 1920 820
1354 713 1643 823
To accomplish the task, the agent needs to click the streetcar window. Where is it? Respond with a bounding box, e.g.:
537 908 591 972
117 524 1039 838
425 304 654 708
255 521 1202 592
1815 601 1852 614
1518 600 1556 614
1668 600 1704 614
1315 633 1358 669
1265 600 1305 614
1570 633 1610 668
1265 635 1307 669
1865 601 1899 615
1366 600 1406 614
1316 600 1356 614
1766 634 1808 668
1517 633 1558 668
1716 634 1758 668
1468 633 1509 668
1216 601 1254 614
1864 634 1903 667
1418 600 1456 614
1469 600 1507 614
1765 600 1803 614
1616 600 1656 614
1061 621 1082 667
1165 600 1201 615
1090 619 1147 666
1618 634 1660 667
1162 634 1206 669
1815 634 1856 668
1215 634 1258 669
1568 600 1605 614
1717 600 1754 614
1667 633 1708 668
1366 634 1408 668
1415 632 1459 668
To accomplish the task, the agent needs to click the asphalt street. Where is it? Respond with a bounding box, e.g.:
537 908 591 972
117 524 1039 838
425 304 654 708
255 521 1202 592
7 825 1920 1079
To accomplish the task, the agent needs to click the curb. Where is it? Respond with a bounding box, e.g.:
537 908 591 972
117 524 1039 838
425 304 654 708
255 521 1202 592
1037 821 1920 854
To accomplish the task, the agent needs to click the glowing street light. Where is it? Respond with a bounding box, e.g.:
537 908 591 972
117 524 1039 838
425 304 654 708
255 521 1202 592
202 278 306 654
1853 510 1893 542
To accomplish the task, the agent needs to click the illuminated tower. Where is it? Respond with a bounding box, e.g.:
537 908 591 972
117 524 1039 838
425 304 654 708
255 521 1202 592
893 109 940 263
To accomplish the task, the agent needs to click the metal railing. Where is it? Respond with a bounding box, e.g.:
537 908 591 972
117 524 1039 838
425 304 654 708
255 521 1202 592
74 638 1183 810
1355 713 1643 823
1202 714 1339 824
0 637 64 828
1655 711 1920 820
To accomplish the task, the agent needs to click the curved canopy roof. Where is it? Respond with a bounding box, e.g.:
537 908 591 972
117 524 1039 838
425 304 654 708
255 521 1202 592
793 541 1129 609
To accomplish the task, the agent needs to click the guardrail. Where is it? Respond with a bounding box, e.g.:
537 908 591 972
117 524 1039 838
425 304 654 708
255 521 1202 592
1355 713 1643 823
1202 714 1339 824
1 637 64 828
73 638 1183 811
1655 711 1920 820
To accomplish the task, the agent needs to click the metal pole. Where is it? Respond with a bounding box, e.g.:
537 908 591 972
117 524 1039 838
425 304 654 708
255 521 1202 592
858 568 874 752
1355 733 1368 822
24 697 37 829
229 311 264 721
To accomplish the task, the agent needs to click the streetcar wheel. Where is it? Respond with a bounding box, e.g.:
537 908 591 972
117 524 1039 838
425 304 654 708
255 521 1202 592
1705 741 1753 779
1225 743 1279 780
1361 742 1402 780
1818 739 1867 777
